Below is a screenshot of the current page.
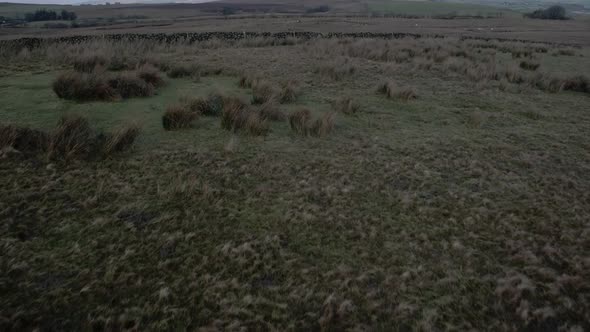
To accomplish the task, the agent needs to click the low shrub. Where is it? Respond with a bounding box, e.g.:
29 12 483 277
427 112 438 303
162 105 198 130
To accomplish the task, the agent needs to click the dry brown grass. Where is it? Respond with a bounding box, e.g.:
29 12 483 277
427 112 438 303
162 105 198 130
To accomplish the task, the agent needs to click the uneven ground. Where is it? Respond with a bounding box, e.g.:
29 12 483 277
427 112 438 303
1 31 590 331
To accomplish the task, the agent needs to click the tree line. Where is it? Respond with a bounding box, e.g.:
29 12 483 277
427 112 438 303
24 9 77 22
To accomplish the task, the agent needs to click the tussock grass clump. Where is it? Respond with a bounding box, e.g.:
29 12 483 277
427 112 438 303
1 117 139 160
258 101 286 121
555 49 576 56
108 72 155 98
309 112 336 137
279 80 300 103
167 64 200 79
238 74 260 88
221 98 269 136
251 81 279 105
288 109 335 137
315 59 356 80
53 69 162 101
72 54 109 72
519 61 540 71
0 124 49 154
137 64 165 87
181 97 210 115
331 96 360 115
288 109 312 135
48 116 95 160
376 80 417 101
53 71 116 101
162 105 198 130
102 124 140 155
203 93 226 116
560 75 589 93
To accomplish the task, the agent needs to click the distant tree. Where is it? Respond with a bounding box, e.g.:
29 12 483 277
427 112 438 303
525 5 568 20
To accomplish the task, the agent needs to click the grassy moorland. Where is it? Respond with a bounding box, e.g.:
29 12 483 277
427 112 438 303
1 35 589 330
